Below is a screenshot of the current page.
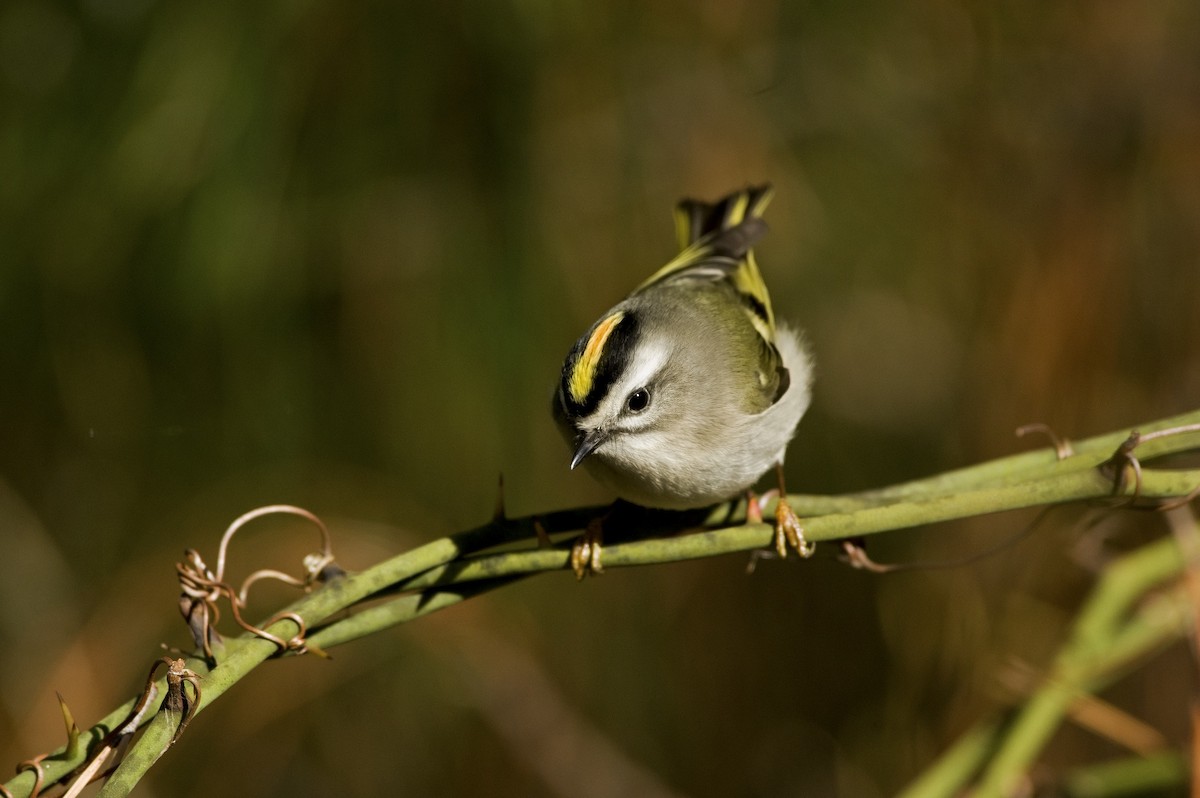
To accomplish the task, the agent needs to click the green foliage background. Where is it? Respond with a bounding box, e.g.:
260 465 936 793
2 1 1199 795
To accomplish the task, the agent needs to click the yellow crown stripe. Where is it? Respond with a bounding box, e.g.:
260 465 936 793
569 311 626 403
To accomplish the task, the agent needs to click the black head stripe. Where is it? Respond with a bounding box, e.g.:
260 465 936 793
560 312 640 417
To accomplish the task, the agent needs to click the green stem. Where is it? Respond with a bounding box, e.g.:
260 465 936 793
970 538 1189 797
894 717 1006 798
402 468 1194 591
850 408 1200 503
898 584 1191 798
5 409 1199 798
95 711 180 798
1060 750 1189 797
309 468 1195 652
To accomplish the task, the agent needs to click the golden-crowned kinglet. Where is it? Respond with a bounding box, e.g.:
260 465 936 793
553 184 814 575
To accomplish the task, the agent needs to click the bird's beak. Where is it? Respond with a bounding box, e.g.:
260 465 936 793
570 429 605 470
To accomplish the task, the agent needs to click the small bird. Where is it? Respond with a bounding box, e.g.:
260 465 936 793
553 184 814 576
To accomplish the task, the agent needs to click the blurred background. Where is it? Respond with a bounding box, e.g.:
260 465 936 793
2 1 1200 795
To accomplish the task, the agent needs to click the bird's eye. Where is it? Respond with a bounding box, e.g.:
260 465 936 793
626 388 651 413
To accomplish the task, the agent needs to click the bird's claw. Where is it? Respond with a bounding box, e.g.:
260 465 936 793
570 519 605 579
774 497 814 559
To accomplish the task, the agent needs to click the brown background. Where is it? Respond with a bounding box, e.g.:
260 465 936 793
2 2 1199 795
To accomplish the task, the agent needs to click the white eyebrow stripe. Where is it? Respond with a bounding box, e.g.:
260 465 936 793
621 338 671 394
581 337 672 427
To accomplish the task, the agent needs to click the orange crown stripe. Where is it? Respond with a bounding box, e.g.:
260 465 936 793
569 311 625 403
